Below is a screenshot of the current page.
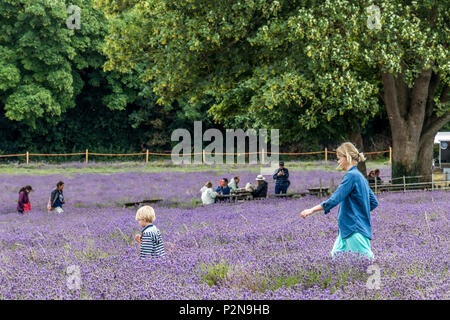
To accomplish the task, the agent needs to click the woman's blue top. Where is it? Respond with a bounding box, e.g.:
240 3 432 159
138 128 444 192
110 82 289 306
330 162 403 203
321 165 378 240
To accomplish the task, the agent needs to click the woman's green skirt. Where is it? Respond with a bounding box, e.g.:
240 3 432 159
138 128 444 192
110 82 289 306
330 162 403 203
331 231 374 259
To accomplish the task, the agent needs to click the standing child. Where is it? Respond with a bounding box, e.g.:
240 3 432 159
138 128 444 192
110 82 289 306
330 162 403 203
135 206 165 258
300 142 378 259
17 185 32 214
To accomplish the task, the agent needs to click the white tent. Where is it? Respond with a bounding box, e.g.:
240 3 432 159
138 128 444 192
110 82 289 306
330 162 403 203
434 132 450 144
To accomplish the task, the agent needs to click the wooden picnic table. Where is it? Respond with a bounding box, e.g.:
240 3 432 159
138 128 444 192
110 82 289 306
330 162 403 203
216 190 253 202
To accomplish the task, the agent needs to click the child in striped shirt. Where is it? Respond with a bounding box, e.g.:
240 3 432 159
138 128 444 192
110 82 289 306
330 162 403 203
135 206 165 258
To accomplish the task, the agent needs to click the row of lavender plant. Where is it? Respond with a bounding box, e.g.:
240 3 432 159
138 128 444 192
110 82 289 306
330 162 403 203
0 186 447 299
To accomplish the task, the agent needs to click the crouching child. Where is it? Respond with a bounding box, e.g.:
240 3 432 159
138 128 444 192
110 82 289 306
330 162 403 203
135 206 165 259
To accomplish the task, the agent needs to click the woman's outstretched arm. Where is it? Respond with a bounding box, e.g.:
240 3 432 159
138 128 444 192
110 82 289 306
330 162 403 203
300 204 324 218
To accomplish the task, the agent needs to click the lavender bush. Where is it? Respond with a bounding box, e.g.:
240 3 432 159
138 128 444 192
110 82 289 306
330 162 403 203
0 169 447 300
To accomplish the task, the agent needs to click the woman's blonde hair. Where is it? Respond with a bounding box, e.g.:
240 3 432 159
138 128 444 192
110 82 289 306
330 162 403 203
336 142 366 163
135 206 156 223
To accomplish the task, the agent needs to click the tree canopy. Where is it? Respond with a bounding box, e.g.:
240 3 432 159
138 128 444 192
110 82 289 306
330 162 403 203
99 0 449 176
0 0 212 155
1 0 447 171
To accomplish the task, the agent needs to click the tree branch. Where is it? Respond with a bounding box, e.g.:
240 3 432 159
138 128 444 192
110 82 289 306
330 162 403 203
426 72 440 116
396 65 410 119
378 91 385 104
423 71 441 130
380 67 405 133
408 69 432 130
440 84 449 104
420 111 450 146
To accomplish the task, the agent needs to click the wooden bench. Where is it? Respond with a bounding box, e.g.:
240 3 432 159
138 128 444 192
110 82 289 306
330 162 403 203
269 192 309 198
123 199 163 208
307 187 329 197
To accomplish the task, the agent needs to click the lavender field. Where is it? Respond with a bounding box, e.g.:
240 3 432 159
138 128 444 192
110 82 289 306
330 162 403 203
0 166 448 300
0 166 351 211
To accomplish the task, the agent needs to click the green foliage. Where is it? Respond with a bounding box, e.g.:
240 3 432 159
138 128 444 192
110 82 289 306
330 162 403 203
198 262 230 287
443 122 450 131
99 0 448 154
98 0 384 130
0 0 73 126
270 265 366 293
0 0 217 155
0 0 116 126
1 0 445 157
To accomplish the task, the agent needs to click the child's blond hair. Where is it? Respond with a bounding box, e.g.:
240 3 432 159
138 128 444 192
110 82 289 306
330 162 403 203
135 206 156 223
336 142 366 164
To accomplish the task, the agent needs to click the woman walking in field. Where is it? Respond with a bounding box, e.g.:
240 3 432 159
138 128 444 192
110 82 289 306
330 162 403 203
300 142 378 259
48 181 65 213
17 185 32 214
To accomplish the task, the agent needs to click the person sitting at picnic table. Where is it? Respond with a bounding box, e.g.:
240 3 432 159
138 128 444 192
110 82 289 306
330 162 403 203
228 176 243 193
200 181 218 205
17 185 32 215
374 169 382 183
216 178 231 195
252 175 268 198
216 178 231 201
367 170 376 184
273 161 290 194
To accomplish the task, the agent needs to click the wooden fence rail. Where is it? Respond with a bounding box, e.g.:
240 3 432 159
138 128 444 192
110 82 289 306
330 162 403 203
369 173 449 194
0 148 391 164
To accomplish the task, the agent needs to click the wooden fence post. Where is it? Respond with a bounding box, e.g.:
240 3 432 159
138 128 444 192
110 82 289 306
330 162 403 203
261 148 265 164
403 176 406 192
375 176 378 194
431 173 434 191
325 147 327 162
86 149 88 164
26 151 29 165
389 147 392 164
202 149 206 163
146 149 149 163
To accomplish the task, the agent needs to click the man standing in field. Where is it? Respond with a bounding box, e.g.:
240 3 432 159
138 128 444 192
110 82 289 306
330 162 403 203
273 161 290 194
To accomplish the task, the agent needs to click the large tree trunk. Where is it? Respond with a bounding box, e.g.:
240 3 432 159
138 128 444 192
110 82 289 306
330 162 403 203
380 67 450 181
417 72 447 180
417 135 434 180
